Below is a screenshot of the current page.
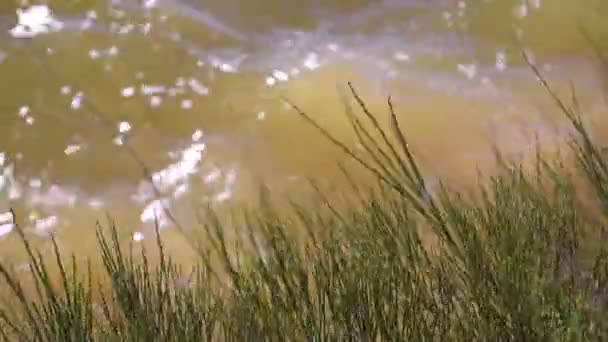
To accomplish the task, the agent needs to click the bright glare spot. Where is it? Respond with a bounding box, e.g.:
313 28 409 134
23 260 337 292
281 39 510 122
457 63 477 79
115 23 134 35
18 106 29 118
29 178 42 188
188 78 209 96
220 63 236 73
64 144 81 155
0 223 13 237
86 10 98 20
192 129 203 142
34 215 58 235
173 183 188 198
108 46 119 56
150 143 206 193
141 84 166 96
88 198 104 208
257 111 266 120
121 86 135 97
9 5 64 38
214 190 232 203
0 211 14 225
175 77 186 87
168 87 184 96
71 92 84 110
149 96 162 108
203 168 221 184
143 0 158 8
88 49 100 59
303 52 320 70
180 99 193 109
394 51 410 62
132 231 144 242
119 121 131 133
140 198 171 227
265 77 276 86
327 43 340 52
272 70 289 82
60 85 72 95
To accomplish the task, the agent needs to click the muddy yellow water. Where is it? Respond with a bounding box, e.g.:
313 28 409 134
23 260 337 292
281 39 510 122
0 0 607 269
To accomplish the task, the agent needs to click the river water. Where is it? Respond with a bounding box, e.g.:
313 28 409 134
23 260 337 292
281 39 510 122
0 0 607 262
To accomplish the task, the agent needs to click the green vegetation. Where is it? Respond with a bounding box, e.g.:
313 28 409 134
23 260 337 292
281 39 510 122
1 61 608 341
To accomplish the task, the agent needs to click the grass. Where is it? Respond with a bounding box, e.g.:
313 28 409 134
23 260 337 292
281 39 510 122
1 59 608 340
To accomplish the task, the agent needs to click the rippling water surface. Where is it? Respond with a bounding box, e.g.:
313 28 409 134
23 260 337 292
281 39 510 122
0 0 607 263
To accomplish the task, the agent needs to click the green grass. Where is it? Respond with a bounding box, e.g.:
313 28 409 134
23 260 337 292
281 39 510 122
2 61 608 341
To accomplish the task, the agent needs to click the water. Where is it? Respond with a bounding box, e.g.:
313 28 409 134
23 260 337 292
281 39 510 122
0 0 607 264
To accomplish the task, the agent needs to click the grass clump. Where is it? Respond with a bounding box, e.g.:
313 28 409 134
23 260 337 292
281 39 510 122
1 66 608 341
